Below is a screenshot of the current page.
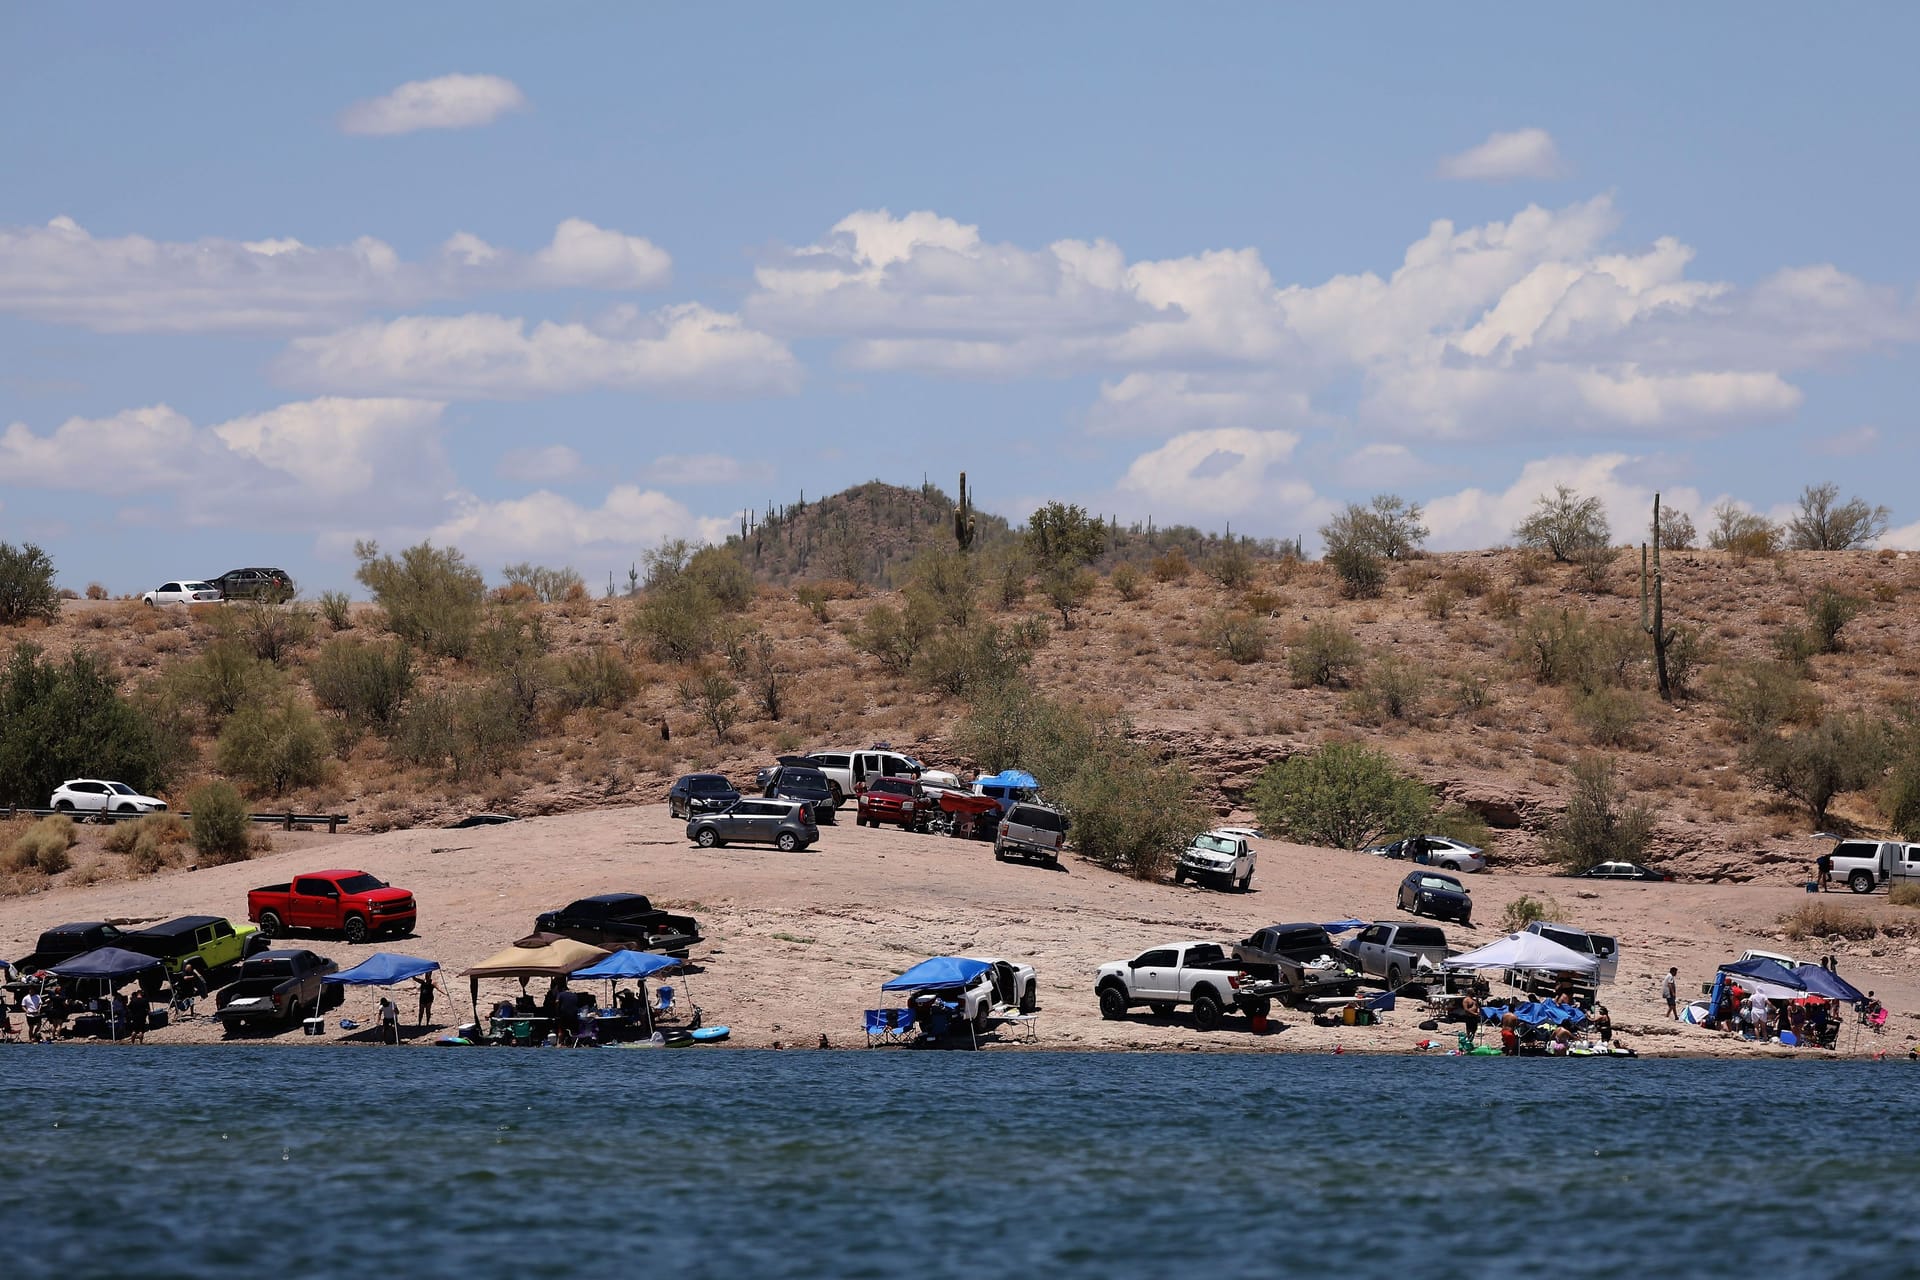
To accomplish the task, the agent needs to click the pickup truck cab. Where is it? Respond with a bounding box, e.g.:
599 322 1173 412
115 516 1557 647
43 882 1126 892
534 893 702 957
807 748 922 808
15 922 125 973
1174 830 1256 891
248 870 417 944
1232 923 1362 1003
215 949 340 1032
1827 839 1920 895
995 802 1067 867
1346 922 1451 990
1095 940 1281 1030
1524 921 1619 984
122 915 261 977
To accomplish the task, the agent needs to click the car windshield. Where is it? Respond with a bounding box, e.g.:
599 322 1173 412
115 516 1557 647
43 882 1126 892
1192 834 1238 854
690 777 731 792
869 778 915 795
108 783 137 795
778 769 830 790
1418 875 1462 892
184 582 215 592
334 873 387 893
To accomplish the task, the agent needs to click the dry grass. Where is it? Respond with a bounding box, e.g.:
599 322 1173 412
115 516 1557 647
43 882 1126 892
1779 900 1879 941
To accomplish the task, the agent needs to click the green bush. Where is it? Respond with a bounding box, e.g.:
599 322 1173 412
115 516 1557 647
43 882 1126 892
232 598 314 664
1429 805 1494 851
1248 742 1434 850
1805 585 1862 653
1885 748 1920 841
5 814 76 874
353 539 486 659
164 637 284 727
392 684 526 781
105 812 190 873
1514 608 1642 693
0 643 178 806
686 547 755 612
501 562 585 604
1206 545 1256 589
1713 660 1818 741
1287 621 1362 688
1110 561 1145 601
187 781 252 865
309 637 415 735
0 541 61 625
1502 893 1561 930
475 612 551 727
629 579 720 664
678 667 740 742
1545 755 1654 873
1203 609 1268 664
1357 655 1426 721
913 623 1030 697
905 547 980 630
1150 549 1191 582
1743 713 1890 827
855 600 934 674
318 590 353 631
1889 882 1920 909
216 696 332 795
554 646 638 711
1514 485 1610 563
1040 565 1097 629
1572 686 1646 747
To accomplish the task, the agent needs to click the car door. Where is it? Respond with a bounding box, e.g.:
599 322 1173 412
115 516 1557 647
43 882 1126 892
1129 948 1180 1000
81 781 111 812
1901 845 1920 881
738 800 777 842
290 876 336 929
1353 925 1386 970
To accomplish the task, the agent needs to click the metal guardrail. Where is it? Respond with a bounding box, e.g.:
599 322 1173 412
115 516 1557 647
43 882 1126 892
3 806 349 834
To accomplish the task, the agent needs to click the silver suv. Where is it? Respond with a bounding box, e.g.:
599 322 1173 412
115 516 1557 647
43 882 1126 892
687 798 818 852
994 802 1067 867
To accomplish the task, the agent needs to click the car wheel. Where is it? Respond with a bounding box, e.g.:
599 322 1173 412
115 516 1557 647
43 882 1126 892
258 911 284 938
1192 990 1224 1031
1097 985 1129 1020
54 799 74 812
1020 984 1038 1015
114 803 136 814
994 845 1006 861
1387 965 1405 990
1148 1001 1176 1018
777 832 799 852
1172 868 1186 884
343 915 369 944
1237 874 1251 892
695 828 719 848
1849 871 1874 894
1242 997 1271 1021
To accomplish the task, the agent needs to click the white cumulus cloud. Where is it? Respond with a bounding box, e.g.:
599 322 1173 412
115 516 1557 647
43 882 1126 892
426 485 734 564
1115 428 1318 515
338 73 527 136
1437 127 1566 182
1420 453 1709 552
642 453 775 487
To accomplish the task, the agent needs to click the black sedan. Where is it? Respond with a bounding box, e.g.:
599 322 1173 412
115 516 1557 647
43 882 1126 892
1397 870 1472 925
762 765 836 824
1575 861 1672 882
668 773 740 819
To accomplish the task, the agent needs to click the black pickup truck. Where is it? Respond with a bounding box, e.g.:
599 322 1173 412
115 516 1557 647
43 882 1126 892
1233 923 1364 1005
533 893 702 957
15 922 126 973
214 949 341 1033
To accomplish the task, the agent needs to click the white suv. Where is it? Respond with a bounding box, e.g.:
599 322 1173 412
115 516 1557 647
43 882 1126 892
50 779 168 815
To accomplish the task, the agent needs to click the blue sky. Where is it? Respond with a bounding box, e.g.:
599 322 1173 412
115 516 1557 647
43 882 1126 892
4 7 1918 592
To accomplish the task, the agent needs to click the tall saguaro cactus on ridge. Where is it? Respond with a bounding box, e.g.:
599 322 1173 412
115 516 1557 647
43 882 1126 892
954 471 976 551
1640 492 1676 701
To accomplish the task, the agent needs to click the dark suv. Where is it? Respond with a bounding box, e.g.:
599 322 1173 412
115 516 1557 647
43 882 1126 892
209 567 295 602
668 773 741 819
762 765 836 824
687 799 818 851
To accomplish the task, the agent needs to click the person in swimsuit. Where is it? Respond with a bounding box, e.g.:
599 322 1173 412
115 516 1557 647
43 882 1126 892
1460 994 1482 1044
413 971 444 1029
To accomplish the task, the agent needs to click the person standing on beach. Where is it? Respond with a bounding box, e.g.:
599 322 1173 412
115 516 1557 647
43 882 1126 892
1662 967 1679 1019
1816 850 1833 892
22 989 42 1042
377 996 401 1045
1460 993 1482 1044
127 989 150 1044
413 971 444 1030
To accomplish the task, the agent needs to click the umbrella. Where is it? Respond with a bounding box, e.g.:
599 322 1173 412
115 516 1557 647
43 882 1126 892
462 934 611 1021
47 947 165 1042
1717 958 1808 1001
322 953 440 986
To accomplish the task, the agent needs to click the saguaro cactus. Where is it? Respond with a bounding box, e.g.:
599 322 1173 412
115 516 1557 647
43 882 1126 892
1640 492 1676 701
954 471 977 551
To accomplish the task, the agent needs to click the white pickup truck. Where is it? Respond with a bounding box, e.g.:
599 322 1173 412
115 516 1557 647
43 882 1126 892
1173 829 1257 891
898 957 1039 1033
806 748 922 807
1346 922 1452 990
1094 940 1282 1030
1826 839 1920 895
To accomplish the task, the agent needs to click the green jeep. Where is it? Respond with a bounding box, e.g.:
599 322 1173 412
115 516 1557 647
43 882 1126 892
123 915 261 976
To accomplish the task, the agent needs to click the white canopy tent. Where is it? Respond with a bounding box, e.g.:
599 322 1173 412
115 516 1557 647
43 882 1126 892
1441 931 1598 974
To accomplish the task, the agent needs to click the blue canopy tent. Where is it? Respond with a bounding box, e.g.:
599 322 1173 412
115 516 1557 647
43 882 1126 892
320 953 444 1038
882 956 991 1047
1716 957 1808 1001
1791 964 1868 1004
572 950 682 1038
48 947 166 1041
1322 920 1368 935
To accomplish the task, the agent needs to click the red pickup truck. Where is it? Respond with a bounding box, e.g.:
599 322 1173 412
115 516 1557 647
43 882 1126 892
247 870 417 943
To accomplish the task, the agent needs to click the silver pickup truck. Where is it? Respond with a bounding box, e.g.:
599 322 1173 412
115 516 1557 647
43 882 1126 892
1232 923 1362 1004
1346 922 1451 990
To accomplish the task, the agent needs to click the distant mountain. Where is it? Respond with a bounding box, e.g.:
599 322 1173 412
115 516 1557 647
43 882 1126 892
722 479 1014 586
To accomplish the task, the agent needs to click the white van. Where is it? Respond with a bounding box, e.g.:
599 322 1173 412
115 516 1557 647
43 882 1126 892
806 748 921 808
1524 921 1619 984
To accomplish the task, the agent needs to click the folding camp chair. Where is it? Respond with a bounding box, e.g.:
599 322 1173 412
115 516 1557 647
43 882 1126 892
654 985 676 1019
863 1009 909 1047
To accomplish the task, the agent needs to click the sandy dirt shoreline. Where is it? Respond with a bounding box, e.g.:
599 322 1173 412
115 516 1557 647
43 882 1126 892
2 805 1913 1058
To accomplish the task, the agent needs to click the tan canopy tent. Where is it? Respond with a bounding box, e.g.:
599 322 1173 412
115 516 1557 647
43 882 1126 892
462 932 612 1020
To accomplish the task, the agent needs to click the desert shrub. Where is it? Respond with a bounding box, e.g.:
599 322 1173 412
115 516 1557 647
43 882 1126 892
1451 667 1495 717
1663 626 1707 701
354 540 486 659
187 781 252 865
1150 549 1191 582
1805 585 1863 653
1503 893 1561 930
1885 748 1920 840
1424 587 1456 620
318 590 353 630
685 547 755 612
914 623 1030 697
1356 655 1426 722
1572 541 1618 592
1206 544 1256 589
1203 609 1268 664
1287 621 1362 688
1657 506 1697 551
1248 742 1434 850
0 541 61 625
629 578 720 664
1773 625 1819 665
1572 686 1646 747
1514 485 1611 563
905 547 980 630
1026 501 1107 569
1889 882 1920 909
106 812 190 873
233 598 314 664
1786 482 1890 551
678 666 740 742
1483 586 1520 619
1442 564 1491 598
1714 661 1819 741
475 612 552 729
1326 542 1386 599
1743 712 1890 827
1322 497 1427 598
5 815 75 874
986 547 1029 608
0 643 177 806
216 696 331 795
1545 755 1654 873
1779 901 1877 942
1040 565 1098 629
794 583 831 624
1514 608 1642 693
1110 561 1145 601
166 638 284 727
1708 501 1781 563
1243 588 1283 616
392 684 526 780
501 562 585 604
854 602 929 675
308 637 416 734
84 583 108 601
1429 805 1494 851
553 646 637 711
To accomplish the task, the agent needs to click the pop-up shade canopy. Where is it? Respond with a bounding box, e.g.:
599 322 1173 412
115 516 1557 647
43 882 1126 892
47 947 165 984
882 956 991 992
322 953 440 986
462 934 612 1019
571 950 679 981
1441 932 1598 974
1791 964 1868 1003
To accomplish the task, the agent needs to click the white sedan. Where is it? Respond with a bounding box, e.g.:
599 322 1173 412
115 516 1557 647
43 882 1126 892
142 579 222 605
1367 835 1488 873
50 779 168 814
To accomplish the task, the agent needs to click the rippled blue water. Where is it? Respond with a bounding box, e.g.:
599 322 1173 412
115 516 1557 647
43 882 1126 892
1 1047 1912 1279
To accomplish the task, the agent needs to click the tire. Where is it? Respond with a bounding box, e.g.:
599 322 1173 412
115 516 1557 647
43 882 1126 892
1387 965 1405 990
1242 997 1271 1021
1020 984 1038 1014
258 911 284 938
829 783 845 808
1097 985 1129 1020
114 803 136 814
1237 874 1251 893
1849 871 1874 894
776 832 799 852
696 828 719 848
343 915 369 944
1149 1001 1176 1018
1172 868 1186 884
1192 989 1224 1031
974 1003 991 1033
1047 853 1059 868
994 845 1006 861
54 800 74 812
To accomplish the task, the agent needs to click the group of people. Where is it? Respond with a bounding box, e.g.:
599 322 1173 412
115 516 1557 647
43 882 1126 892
1709 978 1839 1046
0 979 156 1043
369 972 446 1045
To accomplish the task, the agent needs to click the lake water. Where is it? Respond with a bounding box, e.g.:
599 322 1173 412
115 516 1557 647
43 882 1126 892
1 1046 1911 1279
